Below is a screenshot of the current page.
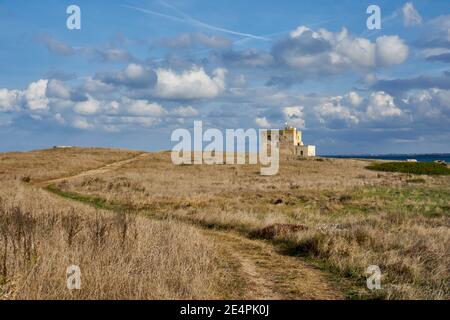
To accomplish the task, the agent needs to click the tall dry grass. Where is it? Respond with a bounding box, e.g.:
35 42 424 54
0 150 222 299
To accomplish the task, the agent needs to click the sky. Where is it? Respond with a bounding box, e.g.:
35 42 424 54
0 0 449 154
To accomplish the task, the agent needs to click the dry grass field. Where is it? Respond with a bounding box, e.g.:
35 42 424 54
0 148 449 299
0 147 141 183
0 149 223 299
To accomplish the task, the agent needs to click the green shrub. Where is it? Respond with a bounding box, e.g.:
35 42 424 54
406 178 426 183
366 162 450 175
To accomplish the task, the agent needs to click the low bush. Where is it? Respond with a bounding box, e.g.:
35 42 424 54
366 162 450 175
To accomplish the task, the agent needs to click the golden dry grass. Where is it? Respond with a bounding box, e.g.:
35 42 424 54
55 151 450 299
0 147 141 183
0 150 223 300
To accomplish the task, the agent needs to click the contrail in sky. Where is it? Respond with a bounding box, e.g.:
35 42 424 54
126 2 334 64
124 3 270 41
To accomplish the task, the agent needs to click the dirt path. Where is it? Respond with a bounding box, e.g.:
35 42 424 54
38 153 150 187
206 229 343 299
38 153 345 300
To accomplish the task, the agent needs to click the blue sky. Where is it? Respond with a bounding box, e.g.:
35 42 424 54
0 0 449 154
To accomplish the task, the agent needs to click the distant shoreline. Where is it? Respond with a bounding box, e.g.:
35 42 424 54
322 154 450 162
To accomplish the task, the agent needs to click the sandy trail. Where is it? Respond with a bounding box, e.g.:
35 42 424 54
206 229 343 299
38 153 150 187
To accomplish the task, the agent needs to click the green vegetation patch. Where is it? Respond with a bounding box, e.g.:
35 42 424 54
366 161 450 175
352 186 450 217
45 184 126 211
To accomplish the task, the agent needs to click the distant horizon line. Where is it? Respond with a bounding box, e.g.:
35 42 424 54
1 146 450 158
321 153 450 157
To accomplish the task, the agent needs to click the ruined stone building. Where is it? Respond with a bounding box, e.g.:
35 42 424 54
265 125 316 157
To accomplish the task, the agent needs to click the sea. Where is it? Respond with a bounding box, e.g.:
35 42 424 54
321 154 450 163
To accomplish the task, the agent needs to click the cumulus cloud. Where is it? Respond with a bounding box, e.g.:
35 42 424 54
96 64 157 89
255 117 271 128
47 79 71 99
347 91 363 107
82 77 115 94
74 96 101 115
272 26 408 74
316 103 357 126
314 95 360 126
402 2 422 27
403 88 450 122
25 80 49 111
314 91 402 127
0 88 21 112
376 36 409 66
153 67 227 99
283 106 305 128
124 98 166 117
0 80 51 112
0 71 206 133
366 91 402 120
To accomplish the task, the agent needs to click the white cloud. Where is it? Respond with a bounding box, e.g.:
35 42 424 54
96 63 156 89
376 36 409 66
124 98 166 117
74 96 101 115
315 96 360 125
334 29 376 67
402 2 422 27
47 79 71 99
124 63 146 79
314 91 404 127
172 105 199 117
283 106 305 128
273 26 409 72
73 117 93 130
83 77 114 94
255 117 271 128
347 91 363 107
154 67 227 99
25 79 49 110
404 89 450 120
366 91 402 120
0 88 21 112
